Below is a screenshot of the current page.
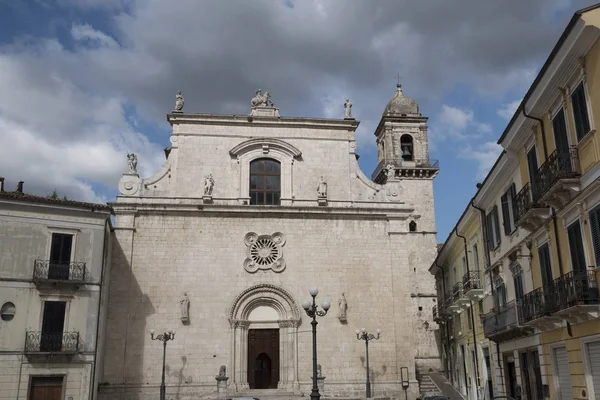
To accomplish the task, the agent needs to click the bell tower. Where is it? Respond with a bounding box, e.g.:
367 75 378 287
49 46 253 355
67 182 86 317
371 84 439 183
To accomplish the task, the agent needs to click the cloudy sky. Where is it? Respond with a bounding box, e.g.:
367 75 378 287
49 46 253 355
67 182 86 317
0 0 596 240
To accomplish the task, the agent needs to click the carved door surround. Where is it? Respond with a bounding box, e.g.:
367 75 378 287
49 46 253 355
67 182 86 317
229 284 301 391
229 138 302 206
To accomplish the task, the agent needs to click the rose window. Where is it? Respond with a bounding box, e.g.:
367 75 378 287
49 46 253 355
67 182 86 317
244 232 286 273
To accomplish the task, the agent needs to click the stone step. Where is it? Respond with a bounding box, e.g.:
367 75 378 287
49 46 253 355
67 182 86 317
231 390 300 400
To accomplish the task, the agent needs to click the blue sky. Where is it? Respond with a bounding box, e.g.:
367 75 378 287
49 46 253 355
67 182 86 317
0 0 596 241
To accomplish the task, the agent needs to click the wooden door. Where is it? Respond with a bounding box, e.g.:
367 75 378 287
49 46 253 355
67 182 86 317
29 376 63 400
248 329 279 389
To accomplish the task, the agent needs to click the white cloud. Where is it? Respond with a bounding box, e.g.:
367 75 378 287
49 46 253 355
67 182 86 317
71 23 119 48
432 104 493 143
497 99 522 120
459 141 503 179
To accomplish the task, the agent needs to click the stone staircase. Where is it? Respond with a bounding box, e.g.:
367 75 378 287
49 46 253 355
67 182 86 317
228 389 302 400
418 374 442 396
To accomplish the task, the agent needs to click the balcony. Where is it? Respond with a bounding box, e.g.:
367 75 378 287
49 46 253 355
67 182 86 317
519 287 562 331
33 260 86 287
513 182 549 231
462 271 484 300
452 282 471 310
371 158 440 183
552 270 599 323
536 148 580 209
482 301 533 342
24 331 79 355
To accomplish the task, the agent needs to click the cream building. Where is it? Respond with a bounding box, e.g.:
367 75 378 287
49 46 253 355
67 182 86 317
98 85 441 399
0 179 113 400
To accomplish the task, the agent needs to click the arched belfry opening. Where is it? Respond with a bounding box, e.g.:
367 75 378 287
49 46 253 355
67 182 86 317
229 284 301 391
400 134 414 161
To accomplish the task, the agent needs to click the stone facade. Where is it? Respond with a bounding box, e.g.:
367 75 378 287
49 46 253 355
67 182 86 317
0 188 113 400
100 87 441 399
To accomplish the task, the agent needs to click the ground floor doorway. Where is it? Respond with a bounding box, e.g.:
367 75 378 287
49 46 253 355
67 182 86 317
248 329 280 389
29 376 63 400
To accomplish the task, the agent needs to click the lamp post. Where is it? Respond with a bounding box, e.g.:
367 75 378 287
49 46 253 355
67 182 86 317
302 286 331 400
356 327 381 399
150 328 175 400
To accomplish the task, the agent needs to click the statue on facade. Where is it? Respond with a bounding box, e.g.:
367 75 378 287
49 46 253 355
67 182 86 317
180 292 189 323
127 153 138 174
174 90 184 112
317 364 323 378
317 176 327 198
217 365 227 379
204 174 214 196
338 293 348 322
344 99 353 119
251 89 274 107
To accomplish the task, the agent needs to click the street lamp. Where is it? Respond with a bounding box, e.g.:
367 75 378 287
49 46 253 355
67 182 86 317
302 286 331 400
356 327 381 399
150 328 175 400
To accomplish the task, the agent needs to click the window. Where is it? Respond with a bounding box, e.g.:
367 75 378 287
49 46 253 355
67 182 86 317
493 274 506 308
572 81 591 140
589 205 600 267
472 242 480 271
40 301 66 352
478 300 483 314
501 184 517 235
538 243 553 292
486 206 501 250
49 234 73 280
409 220 417 232
567 220 587 276
512 265 524 301
249 158 281 205
400 134 413 161
467 307 473 330
527 146 540 201
0 302 15 321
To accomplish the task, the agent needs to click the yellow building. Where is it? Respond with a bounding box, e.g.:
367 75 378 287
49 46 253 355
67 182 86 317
432 4 600 400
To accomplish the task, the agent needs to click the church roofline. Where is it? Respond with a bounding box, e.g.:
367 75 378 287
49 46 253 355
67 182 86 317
167 112 360 131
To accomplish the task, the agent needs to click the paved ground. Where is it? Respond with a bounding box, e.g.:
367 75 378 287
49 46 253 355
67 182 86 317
425 372 465 400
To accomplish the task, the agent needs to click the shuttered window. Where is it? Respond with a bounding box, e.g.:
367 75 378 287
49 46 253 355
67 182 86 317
487 206 501 250
572 81 591 141
587 341 600 400
553 109 570 153
553 346 573 400
501 184 517 235
567 220 587 275
589 205 600 268
538 243 553 291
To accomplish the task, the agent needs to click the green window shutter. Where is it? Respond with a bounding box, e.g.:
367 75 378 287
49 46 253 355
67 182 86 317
493 206 501 248
538 243 553 289
552 109 570 153
486 212 494 250
589 206 600 267
567 220 587 275
501 192 511 236
572 82 591 140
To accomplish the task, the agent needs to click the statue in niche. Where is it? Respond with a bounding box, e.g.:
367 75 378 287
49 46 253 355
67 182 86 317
338 293 348 322
175 90 184 112
180 292 189 323
317 176 327 198
204 174 214 196
344 98 353 119
127 153 137 174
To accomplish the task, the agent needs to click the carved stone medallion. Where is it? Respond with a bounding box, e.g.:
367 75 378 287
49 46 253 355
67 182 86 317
244 232 286 273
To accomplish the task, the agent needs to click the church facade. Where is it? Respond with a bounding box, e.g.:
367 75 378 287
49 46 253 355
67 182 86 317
99 85 441 399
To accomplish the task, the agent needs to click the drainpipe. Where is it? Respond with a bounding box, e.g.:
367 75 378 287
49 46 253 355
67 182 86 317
521 108 548 159
521 108 564 276
437 263 451 378
456 231 480 395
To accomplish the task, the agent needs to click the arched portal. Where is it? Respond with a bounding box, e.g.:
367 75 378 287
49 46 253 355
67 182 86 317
229 284 301 391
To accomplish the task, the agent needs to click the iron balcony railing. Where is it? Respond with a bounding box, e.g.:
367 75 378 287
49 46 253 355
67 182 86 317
24 331 79 354
33 260 86 283
518 288 547 323
462 271 481 293
432 305 438 320
513 183 544 222
483 301 520 337
554 270 599 310
452 282 463 303
535 148 579 201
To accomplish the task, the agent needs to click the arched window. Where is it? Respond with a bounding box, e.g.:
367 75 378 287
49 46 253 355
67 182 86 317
250 158 281 205
401 134 414 161
409 220 417 232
